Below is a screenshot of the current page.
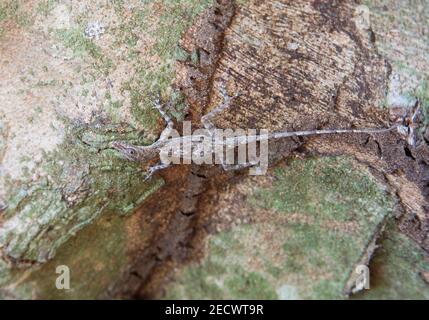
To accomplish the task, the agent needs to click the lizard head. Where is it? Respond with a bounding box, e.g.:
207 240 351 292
111 141 153 162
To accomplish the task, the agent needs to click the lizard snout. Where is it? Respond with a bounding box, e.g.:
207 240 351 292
111 141 125 152
111 141 130 155
110 141 141 161
111 141 133 152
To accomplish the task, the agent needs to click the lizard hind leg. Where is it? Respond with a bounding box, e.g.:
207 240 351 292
221 162 257 171
221 161 268 176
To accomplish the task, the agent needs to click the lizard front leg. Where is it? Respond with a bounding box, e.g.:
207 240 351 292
111 95 174 180
144 162 171 181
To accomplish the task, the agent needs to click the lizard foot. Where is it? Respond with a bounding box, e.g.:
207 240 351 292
144 162 171 181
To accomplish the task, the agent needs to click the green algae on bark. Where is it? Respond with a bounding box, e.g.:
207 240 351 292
0 0 216 299
0 211 140 299
0 0 33 28
112 0 213 128
24 213 130 299
0 123 164 263
0 0 213 270
364 0 429 123
354 221 429 300
164 157 395 299
250 157 392 225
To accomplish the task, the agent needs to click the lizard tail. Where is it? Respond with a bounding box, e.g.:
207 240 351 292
268 125 398 140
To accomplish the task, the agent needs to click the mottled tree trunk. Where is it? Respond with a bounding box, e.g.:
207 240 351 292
0 0 428 299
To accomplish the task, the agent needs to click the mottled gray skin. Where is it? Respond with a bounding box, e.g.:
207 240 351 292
111 141 161 163
111 120 401 180
111 86 419 179
112 128 399 163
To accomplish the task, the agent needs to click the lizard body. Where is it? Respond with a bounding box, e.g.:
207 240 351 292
111 88 411 180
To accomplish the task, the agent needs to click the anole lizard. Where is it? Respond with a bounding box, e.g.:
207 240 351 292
111 85 411 180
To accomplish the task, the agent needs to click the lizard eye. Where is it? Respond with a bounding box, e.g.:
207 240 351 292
128 149 136 155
